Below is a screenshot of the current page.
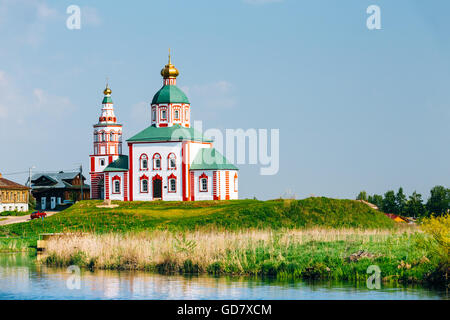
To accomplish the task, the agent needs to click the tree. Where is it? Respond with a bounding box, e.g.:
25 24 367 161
405 191 425 218
426 186 450 216
382 190 397 214
356 191 368 201
396 187 407 216
368 194 383 209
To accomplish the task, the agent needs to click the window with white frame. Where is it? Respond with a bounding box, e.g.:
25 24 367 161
200 177 208 192
141 179 148 193
153 153 161 170
140 154 148 170
174 109 179 119
168 153 176 169
152 109 156 121
114 180 120 194
100 159 105 166
161 110 167 120
169 178 176 192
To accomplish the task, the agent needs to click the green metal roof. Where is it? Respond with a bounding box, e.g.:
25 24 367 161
127 124 213 143
151 85 189 104
104 155 129 172
190 148 238 170
102 96 113 104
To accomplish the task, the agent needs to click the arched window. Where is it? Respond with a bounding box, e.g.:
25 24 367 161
174 109 179 120
112 176 121 194
102 132 106 142
161 110 167 120
168 173 177 193
110 131 115 141
140 175 149 193
152 108 156 122
234 172 238 192
199 173 208 192
168 153 176 170
153 153 161 170
140 154 148 170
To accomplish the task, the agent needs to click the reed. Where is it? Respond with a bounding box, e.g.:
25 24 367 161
42 227 443 285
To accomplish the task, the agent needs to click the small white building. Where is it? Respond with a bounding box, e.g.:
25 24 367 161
90 54 238 201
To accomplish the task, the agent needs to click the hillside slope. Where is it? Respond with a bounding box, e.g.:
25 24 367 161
0 197 395 237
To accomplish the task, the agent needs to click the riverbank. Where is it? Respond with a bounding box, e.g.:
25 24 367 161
41 227 446 286
1 252 446 299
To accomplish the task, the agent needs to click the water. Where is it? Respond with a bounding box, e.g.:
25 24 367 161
0 253 447 300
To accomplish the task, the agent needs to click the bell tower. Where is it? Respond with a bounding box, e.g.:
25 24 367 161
89 84 123 199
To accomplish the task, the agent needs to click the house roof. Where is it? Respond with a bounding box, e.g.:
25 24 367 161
104 155 129 172
127 124 213 143
0 174 29 190
190 148 238 171
385 213 408 222
151 85 189 104
30 171 90 190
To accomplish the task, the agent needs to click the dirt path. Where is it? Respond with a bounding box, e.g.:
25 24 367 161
0 212 58 226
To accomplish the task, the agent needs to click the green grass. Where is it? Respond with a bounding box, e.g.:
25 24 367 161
0 237 35 252
0 210 31 217
0 197 395 240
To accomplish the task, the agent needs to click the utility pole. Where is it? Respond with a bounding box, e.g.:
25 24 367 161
28 166 35 198
80 164 83 201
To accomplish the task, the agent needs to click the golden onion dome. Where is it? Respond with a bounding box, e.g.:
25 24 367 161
104 85 112 95
161 51 179 79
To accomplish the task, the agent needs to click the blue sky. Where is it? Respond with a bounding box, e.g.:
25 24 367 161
1 0 450 200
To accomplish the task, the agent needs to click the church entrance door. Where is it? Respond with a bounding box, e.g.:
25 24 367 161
153 176 162 200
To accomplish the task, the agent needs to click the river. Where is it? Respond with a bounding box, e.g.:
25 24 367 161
0 253 447 300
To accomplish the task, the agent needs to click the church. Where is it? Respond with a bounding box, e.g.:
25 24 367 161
89 55 238 201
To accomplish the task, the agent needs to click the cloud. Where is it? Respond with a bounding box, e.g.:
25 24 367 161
180 81 237 110
0 70 75 131
33 88 74 116
243 0 283 5
0 0 61 46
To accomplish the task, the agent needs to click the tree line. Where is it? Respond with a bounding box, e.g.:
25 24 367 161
356 186 450 218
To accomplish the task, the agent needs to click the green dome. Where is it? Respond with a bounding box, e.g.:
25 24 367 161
151 85 190 104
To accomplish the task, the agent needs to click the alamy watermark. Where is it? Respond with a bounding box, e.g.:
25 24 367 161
66 5 81 30
367 5 381 30
66 265 81 290
171 120 279 176
366 265 381 289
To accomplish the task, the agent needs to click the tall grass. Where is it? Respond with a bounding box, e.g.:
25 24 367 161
0 238 33 252
42 227 443 285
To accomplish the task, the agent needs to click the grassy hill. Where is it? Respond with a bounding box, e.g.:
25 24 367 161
0 197 395 238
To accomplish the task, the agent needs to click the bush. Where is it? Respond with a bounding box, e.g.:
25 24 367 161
419 214 449 285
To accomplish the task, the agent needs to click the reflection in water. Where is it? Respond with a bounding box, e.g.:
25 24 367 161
0 253 448 300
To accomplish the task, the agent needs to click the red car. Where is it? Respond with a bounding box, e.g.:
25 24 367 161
30 211 47 220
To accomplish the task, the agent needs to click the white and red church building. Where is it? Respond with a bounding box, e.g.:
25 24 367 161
89 55 238 201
